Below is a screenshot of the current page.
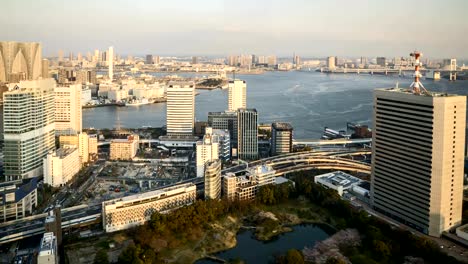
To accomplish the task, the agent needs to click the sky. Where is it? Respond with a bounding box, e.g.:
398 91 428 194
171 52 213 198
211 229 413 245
1 0 468 58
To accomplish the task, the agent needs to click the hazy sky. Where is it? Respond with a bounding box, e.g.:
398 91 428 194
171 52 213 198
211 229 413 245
2 0 467 58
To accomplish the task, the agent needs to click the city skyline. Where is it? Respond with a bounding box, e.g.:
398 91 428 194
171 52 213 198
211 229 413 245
2 0 468 58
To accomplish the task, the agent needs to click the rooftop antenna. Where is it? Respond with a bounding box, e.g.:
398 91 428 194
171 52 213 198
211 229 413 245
409 51 430 96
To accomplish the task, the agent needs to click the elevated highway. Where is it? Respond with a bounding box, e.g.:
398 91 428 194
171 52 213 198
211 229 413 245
1 150 370 245
223 149 371 175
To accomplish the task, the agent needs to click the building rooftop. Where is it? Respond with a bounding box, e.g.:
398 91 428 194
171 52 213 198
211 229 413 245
54 147 77 158
38 232 56 256
237 108 257 113
103 183 195 205
379 87 461 97
272 122 293 131
315 171 361 189
168 81 195 88
247 164 275 176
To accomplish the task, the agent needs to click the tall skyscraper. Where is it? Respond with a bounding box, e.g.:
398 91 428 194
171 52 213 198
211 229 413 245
192 56 198 64
166 81 195 136
327 56 336 69
196 133 219 178
0 42 42 82
228 79 246 111
271 122 293 155
205 160 221 200
237 108 258 160
208 111 238 151
145 54 153 64
69 52 74 61
376 57 386 67
93 49 100 62
55 84 82 135
108 46 114 80
3 79 55 181
58 49 64 62
370 88 466 236
41 59 49 78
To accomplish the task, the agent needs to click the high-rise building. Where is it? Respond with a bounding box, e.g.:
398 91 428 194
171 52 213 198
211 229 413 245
69 52 73 61
196 133 219 178
271 122 293 155
154 55 160 65
75 70 97 84
58 50 64 62
55 84 82 135
43 148 80 187
166 81 195 136
208 111 238 151
205 160 221 200
228 79 247 111
108 46 114 80
237 108 258 160
370 88 466 236
327 56 336 69
0 84 8 142
0 42 42 82
192 56 198 64
376 57 386 67
42 59 49 78
146 54 153 64
93 49 100 63
3 79 55 181
267 55 277 66
208 127 231 161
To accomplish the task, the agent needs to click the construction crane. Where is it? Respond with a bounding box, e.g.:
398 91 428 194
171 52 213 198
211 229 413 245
409 51 430 96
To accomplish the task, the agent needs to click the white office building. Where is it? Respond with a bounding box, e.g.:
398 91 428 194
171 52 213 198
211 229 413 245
166 81 195 136
43 148 80 187
102 183 196 232
55 84 82 135
196 133 219 178
228 79 246 111
370 87 466 236
3 79 55 181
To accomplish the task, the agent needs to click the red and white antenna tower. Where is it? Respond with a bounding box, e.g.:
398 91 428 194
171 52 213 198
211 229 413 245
409 51 430 95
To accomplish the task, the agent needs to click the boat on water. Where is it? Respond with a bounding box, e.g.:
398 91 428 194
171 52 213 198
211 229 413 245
126 98 152 106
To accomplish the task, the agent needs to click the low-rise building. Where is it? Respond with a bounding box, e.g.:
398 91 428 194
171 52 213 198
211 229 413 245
314 171 362 196
109 135 139 160
0 178 37 222
37 232 58 264
43 148 80 187
222 164 276 201
102 183 196 232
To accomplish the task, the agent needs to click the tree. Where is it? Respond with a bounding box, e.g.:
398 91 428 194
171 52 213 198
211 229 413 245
285 249 304 264
325 257 347 264
372 240 391 260
94 249 109 264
